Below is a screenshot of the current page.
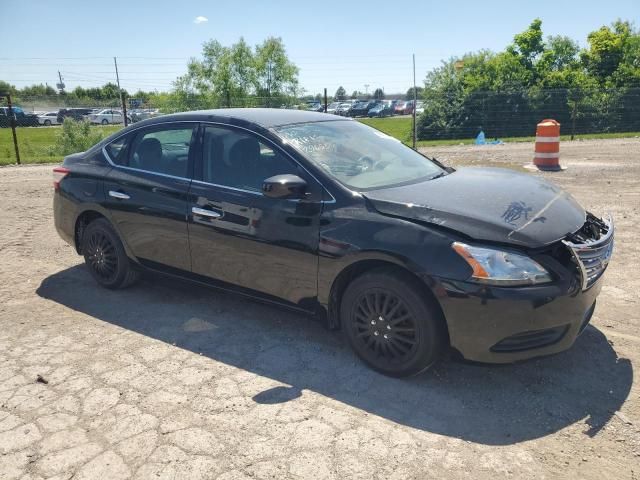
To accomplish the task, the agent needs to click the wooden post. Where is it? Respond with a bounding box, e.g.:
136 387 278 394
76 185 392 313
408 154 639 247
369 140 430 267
6 94 21 165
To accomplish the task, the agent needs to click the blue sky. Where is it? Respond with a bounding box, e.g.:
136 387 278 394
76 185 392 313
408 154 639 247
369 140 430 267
2 0 638 95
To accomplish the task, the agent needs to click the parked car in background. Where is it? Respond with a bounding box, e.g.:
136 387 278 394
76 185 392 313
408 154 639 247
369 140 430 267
349 101 377 117
130 108 161 123
336 102 352 116
326 102 341 114
53 108 614 377
388 99 400 114
88 109 127 125
368 101 393 117
394 101 407 115
416 101 425 114
306 101 324 112
57 108 94 123
38 111 61 126
403 100 415 115
0 106 39 127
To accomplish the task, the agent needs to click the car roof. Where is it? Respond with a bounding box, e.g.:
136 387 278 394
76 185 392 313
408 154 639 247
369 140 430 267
141 108 346 128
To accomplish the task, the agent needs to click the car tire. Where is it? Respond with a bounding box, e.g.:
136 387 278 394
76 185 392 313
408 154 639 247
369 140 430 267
82 218 140 289
101 119 108 125
44 120 51 126
341 267 445 377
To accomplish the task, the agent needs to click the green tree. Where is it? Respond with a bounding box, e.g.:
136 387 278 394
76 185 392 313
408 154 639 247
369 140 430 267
186 38 256 107
0 81 17 96
406 86 423 100
185 36 298 107
20 84 56 97
417 18 640 140
508 18 544 71
254 37 299 105
335 86 347 100
581 20 634 85
538 36 580 73
372 88 385 100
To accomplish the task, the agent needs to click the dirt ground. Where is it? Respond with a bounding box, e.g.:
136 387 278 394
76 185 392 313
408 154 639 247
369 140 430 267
0 138 638 479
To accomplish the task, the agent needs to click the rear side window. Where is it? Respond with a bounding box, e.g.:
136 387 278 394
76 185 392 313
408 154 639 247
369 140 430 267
129 126 195 178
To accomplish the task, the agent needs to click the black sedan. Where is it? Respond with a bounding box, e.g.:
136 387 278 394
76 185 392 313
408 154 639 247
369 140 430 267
348 101 377 117
53 109 614 376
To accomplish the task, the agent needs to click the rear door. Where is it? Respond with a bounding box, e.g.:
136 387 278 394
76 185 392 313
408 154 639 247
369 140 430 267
103 122 198 272
188 124 323 307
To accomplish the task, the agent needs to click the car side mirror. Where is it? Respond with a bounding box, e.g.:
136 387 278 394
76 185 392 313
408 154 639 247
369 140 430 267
262 174 307 199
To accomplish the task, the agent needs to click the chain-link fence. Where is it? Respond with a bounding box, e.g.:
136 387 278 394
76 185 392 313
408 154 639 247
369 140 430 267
7 87 640 135
2 87 639 165
418 87 640 140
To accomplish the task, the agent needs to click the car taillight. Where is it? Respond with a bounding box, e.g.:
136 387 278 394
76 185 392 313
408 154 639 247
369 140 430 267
53 167 70 191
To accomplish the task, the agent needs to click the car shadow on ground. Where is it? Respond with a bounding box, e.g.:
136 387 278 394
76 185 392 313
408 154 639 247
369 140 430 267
37 265 632 446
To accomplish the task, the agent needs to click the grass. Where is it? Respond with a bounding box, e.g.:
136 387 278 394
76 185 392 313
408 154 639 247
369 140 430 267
1 120 639 166
0 125 122 166
359 117 414 143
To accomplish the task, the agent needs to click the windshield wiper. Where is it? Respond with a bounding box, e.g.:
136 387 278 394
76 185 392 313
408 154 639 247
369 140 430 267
429 171 448 180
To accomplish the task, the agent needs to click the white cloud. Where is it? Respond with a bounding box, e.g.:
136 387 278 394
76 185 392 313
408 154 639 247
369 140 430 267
193 16 208 24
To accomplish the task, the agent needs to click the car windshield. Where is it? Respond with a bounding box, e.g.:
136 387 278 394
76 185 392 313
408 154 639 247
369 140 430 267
275 120 443 190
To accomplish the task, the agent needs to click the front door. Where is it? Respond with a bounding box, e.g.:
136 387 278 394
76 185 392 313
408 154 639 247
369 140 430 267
188 125 322 308
103 123 197 272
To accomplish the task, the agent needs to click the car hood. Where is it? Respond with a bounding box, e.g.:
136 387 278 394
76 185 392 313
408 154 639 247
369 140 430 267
362 167 586 248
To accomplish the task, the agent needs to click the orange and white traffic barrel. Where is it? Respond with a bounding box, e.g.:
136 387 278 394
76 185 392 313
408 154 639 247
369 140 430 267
534 119 562 171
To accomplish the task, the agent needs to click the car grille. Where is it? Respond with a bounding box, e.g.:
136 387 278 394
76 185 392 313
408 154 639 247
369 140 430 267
563 213 614 290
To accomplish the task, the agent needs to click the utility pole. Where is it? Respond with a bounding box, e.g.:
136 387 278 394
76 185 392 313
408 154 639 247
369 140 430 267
4 94 21 165
113 57 128 126
412 54 417 150
57 71 65 94
323 88 328 112
364 84 370 96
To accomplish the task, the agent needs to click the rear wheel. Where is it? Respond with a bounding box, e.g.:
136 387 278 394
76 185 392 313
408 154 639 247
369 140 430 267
82 218 139 289
341 267 445 377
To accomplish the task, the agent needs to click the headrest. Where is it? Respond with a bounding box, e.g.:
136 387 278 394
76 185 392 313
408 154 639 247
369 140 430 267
137 137 162 169
227 136 260 168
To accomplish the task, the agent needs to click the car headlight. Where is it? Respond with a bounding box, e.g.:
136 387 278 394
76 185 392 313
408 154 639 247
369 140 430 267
452 242 552 286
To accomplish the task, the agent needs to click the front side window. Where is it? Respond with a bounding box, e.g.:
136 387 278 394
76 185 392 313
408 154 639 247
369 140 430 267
105 135 130 165
275 120 443 190
128 126 195 177
202 126 300 192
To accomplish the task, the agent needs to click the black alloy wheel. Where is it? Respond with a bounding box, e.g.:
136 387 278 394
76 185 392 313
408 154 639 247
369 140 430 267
82 218 139 289
353 290 418 362
85 229 118 283
341 267 445 377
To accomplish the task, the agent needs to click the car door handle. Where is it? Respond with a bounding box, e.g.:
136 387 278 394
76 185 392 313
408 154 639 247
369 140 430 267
192 207 222 219
109 190 130 200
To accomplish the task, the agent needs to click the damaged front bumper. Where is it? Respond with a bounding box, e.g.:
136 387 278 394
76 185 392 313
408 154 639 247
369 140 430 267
433 213 614 364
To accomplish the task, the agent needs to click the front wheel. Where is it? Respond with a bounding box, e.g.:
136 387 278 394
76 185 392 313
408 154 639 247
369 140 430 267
82 218 139 289
101 119 108 125
44 119 51 126
341 267 445 377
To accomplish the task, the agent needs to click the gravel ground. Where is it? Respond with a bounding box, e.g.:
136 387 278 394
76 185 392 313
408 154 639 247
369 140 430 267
0 138 639 479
